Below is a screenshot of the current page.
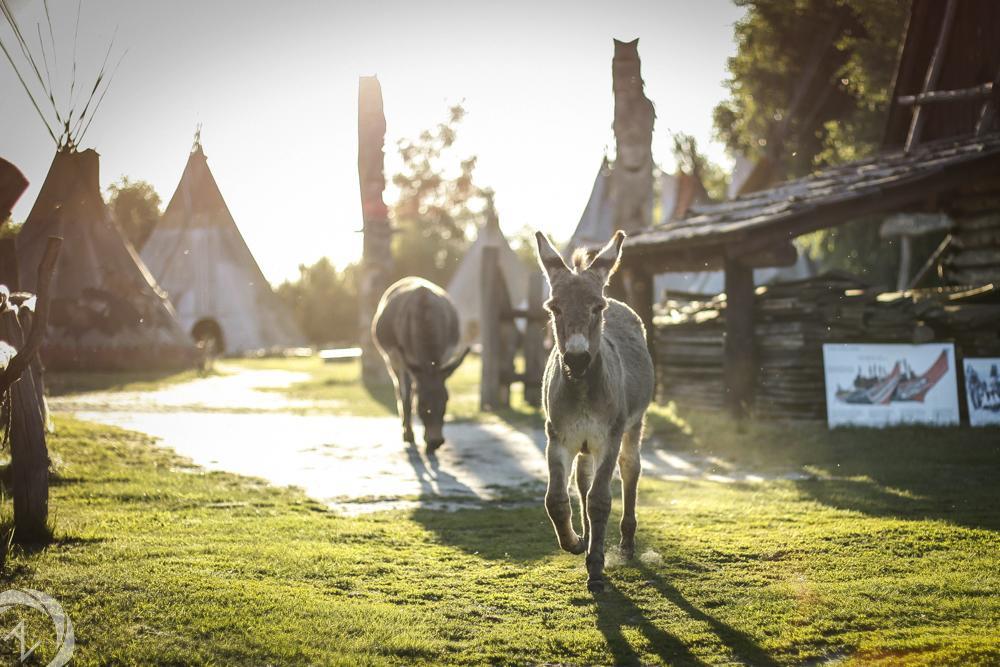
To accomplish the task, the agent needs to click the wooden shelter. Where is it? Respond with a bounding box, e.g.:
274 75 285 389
622 0 1000 416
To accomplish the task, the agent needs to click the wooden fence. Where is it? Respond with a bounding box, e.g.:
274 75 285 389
479 246 548 411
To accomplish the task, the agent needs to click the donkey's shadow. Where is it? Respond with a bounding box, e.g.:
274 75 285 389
588 562 778 667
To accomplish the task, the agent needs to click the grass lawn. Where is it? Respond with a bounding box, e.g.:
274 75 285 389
1 410 997 665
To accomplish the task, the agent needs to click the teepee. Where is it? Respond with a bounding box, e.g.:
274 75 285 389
447 205 529 344
16 149 195 369
141 140 305 354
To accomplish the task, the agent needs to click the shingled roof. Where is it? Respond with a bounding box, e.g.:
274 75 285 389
622 132 1000 267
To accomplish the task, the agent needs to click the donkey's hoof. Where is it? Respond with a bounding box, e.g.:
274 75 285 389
619 544 635 561
587 578 605 594
563 536 586 555
426 440 443 455
402 430 415 445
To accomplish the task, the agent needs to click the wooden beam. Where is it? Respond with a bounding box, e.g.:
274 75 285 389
723 257 755 418
905 0 958 150
522 272 546 408
623 240 797 274
897 82 993 107
480 246 502 411
624 267 655 357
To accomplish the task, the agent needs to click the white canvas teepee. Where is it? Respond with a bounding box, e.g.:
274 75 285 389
447 208 529 344
141 141 305 354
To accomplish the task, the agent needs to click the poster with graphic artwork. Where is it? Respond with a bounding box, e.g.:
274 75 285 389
964 358 1000 427
822 343 960 428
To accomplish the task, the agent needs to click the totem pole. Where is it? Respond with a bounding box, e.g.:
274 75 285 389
611 38 654 234
357 76 393 385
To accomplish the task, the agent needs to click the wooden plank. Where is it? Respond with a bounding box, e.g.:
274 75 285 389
2 307 50 543
897 82 993 106
522 272 546 408
480 246 502 411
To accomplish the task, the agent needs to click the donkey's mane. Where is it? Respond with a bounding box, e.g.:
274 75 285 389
570 248 595 272
570 247 620 275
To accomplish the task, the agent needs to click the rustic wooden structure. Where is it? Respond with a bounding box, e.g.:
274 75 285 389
624 0 1000 418
625 133 1000 416
0 161 61 543
357 76 394 386
479 246 546 411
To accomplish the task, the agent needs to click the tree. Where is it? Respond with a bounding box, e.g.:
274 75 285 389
107 177 162 250
390 104 492 286
713 0 913 285
714 0 909 179
276 258 359 345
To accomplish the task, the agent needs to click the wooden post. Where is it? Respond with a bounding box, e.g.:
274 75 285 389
357 76 393 387
2 307 49 543
723 257 755 418
480 246 501 411
625 267 655 356
523 272 546 408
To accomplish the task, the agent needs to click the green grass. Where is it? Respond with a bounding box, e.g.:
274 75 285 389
235 355 543 426
45 367 224 397
1 415 997 665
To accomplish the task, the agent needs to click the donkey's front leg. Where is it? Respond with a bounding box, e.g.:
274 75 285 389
544 422 586 555
585 429 623 594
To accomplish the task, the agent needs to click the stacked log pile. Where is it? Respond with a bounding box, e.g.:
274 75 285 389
943 202 1000 286
652 272 1000 420
652 295 726 408
915 284 1000 356
753 273 916 420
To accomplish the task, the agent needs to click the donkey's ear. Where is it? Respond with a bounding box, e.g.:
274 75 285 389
534 231 569 281
442 346 470 377
588 230 626 284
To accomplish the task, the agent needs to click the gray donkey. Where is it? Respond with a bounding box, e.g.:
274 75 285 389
535 230 654 593
372 277 469 452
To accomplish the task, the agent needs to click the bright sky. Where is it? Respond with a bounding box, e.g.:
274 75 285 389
2 0 744 285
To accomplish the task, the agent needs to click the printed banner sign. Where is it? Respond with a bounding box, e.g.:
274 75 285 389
964 358 1000 427
822 343 960 428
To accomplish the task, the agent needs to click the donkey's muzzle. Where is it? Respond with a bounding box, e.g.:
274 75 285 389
564 351 591 378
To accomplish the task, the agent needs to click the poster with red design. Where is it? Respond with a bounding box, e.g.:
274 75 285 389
823 343 960 428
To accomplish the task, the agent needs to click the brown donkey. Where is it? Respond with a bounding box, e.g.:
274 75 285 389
535 230 654 593
372 277 469 452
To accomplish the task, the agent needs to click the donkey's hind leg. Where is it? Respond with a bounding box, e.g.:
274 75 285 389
618 420 644 560
386 350 415 444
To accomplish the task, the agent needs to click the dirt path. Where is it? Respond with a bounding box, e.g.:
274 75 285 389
51 365 807 513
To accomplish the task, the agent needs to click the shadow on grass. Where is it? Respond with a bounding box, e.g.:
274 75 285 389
649 403 1000 531
591 579 704 666
586 559 779 666
410 503 553 562
45 368 202 397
